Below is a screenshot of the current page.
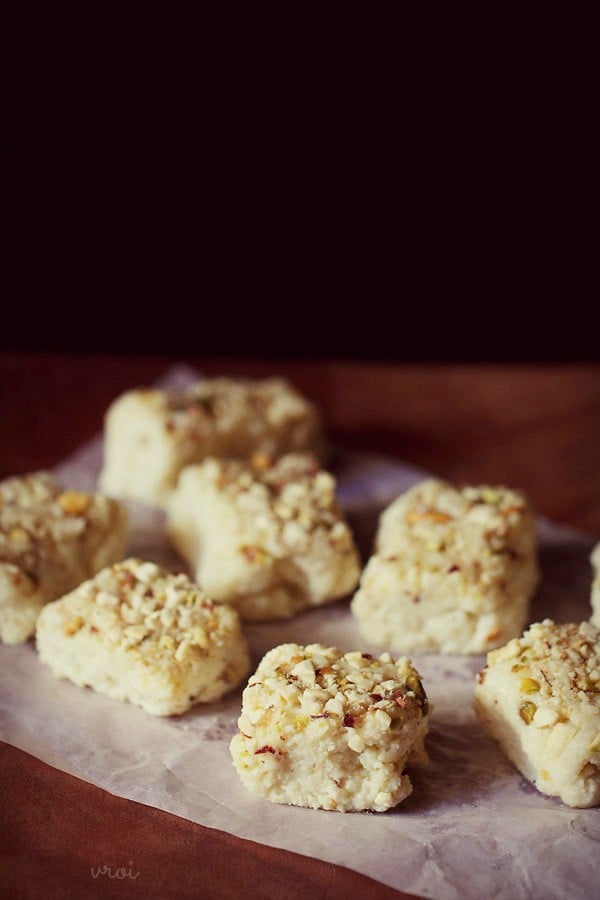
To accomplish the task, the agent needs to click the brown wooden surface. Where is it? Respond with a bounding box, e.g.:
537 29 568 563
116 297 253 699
1 353 600 899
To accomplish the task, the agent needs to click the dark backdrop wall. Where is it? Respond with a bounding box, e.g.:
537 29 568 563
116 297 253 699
2 17 597 361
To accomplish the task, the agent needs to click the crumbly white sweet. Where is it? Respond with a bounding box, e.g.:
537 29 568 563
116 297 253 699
351 478 539 654
590 543 600 627
36 558 250 716
99 376 323 506
0 472 128 644
167 453 361 622
230 642 430 812
474 619 600 807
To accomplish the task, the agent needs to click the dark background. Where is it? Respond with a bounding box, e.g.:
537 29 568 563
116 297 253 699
2 15 597 361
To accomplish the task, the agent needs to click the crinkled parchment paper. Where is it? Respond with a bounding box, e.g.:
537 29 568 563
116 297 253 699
1 366 599 900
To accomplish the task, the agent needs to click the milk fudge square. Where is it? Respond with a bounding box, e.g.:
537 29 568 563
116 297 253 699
166 453 361 621
36 558 250 716
0 471 128 644
474 620 600 808
230 643 430 812
99 376 323 506
351 478 539 655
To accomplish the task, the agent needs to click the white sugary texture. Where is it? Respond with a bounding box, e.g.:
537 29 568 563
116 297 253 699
99 376 323 506
230 643 430 812
167 453 361 622
36 558 250 716
590 543 600 627
351 479 539 654
474 620 600 808
0 472 128 644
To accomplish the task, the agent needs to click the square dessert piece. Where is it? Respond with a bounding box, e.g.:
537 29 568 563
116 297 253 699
590 543 600 627
166 453 361 622
99 376 323 506
351 478 539 654
230 642 430 812
474 620 600 808
0 471 128 644
36 558 250 716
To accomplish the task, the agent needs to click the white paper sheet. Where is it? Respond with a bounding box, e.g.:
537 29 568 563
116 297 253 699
1 366 598 900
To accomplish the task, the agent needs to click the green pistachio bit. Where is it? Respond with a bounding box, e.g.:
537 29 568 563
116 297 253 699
406 672 428 715
519 701 537 725
406 673 425 698
482 488 503 505
520 678 541 694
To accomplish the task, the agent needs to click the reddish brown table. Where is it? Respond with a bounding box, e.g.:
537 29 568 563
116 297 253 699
2 353 599 899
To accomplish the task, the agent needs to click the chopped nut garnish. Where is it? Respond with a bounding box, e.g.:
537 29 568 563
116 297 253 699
197 454 350 554
501 505 525 517
55 558 240 661
241 545 270 564
519 701 537 724
520 677 541 693
406 673 428 714
57 491 92 516
238 643 429 747
8 526 28 543
251 451 274 471
490 621 600 718
63 617 84 636
254 745 279 755
406 509 454 525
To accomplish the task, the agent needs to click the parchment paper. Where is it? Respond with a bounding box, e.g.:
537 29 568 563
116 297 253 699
1 366 598 900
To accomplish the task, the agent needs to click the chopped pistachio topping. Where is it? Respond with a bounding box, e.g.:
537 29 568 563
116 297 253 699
237 643 430 747
195 453 355 559
520 677 541 694
55 558 241 664
162 377 320 444
0 471 125 589
482 620 600 723
519 701 537 725
376 478 534 582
